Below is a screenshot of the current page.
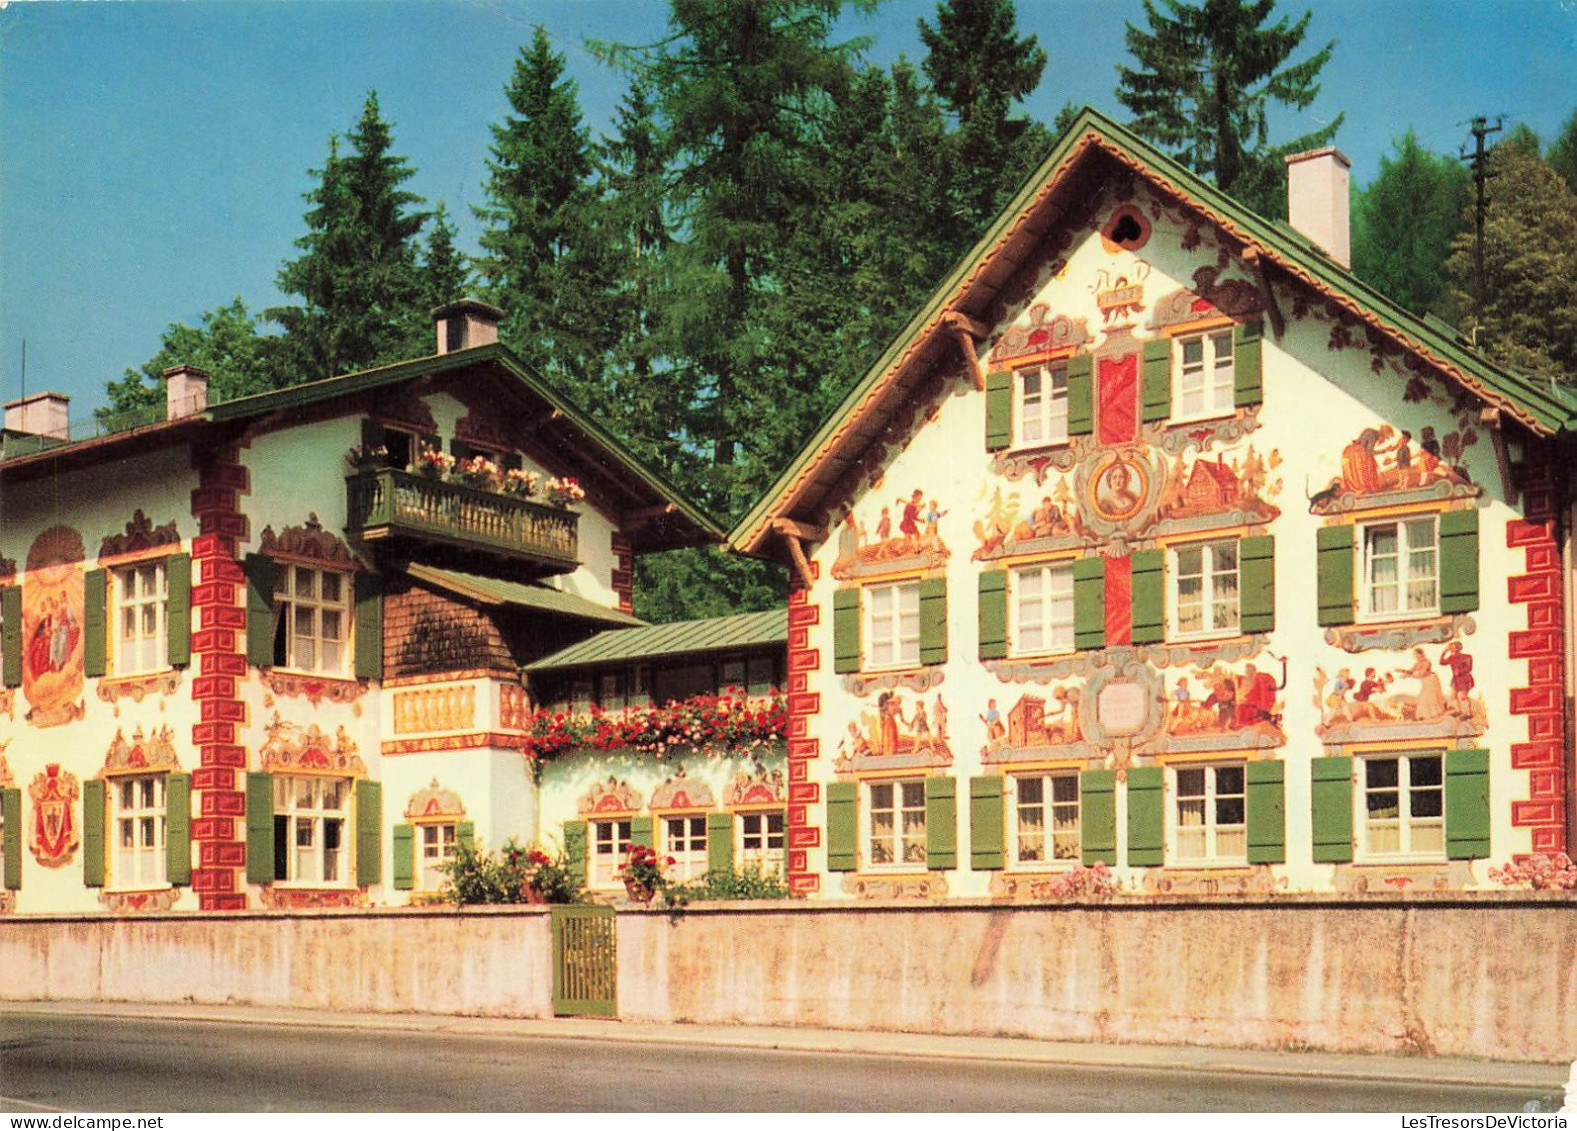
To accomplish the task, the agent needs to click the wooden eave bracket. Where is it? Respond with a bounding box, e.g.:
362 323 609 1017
1480 406 1520 506
770 516 825 590
942 310 990 391
1242 247 1285 339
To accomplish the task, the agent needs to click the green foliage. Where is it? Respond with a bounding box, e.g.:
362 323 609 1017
671 864 792 902
439 838 585 905
1547 111 1577 197
1116 0 1343 218
1352 130 1469 317
102 298 276 418
634 547 786 624
420 203 472 309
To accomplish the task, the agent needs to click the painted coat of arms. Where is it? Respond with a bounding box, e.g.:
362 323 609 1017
29 763 80 867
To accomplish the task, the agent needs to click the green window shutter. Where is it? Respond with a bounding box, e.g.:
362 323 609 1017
1445 748 1491 859
353 571 383 681
1066 354 1094 436
978 570 1007 660
563 820 588 885
1316 525 1355 627
833 589 860 674
244 554 277 669
1130 548 1165 644
392 824 415 890
1 586 21 688
1233 319 1264 407
165 553 192 668
2 787 21 889
457 821 475 850
826 782 858 872
969 776 1005 871
165 772 192 886
1310 757 1354 863
985 370 1013 451
1438 509 1480 614
925 776 957 871
707 812 734 874
1245 760 1286 864
1080 769 1117 865
83 779 106 887
631 815 654 849
245 772 276 884
1239 535 1276 634
1126 767 1164 867
356 780 382 886
918 577 948 666
1073 556 1107 650
83 568 108 679
1141 337 1171 423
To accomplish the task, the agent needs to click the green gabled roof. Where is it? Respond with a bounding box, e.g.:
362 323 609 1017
525 607 788 672
405 563 644 628
730 106 1575 556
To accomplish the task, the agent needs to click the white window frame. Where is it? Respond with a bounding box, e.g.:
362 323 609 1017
110 772 167 890
416 821 458 892
1169 538 1241 641
111 559 169 676
274 563 352 676
864 778 927 871
661 814 709 882
590 818 633 889
1008 772 1080 869
273 774 351 886
1356 751 1445 862
1172 329 1236 422
1009 561 1075 657
864 581 920 671
1358 515 1440 623
1170 762 1247 866
1013 363 1069 449
737 809 786 874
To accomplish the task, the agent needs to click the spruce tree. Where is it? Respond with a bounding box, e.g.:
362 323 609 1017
1544 109 1577 197
1116 0 1343 218
420 203 472 311
1351 130 1469 318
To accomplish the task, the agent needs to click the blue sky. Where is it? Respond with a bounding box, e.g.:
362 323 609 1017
2 0 1575 417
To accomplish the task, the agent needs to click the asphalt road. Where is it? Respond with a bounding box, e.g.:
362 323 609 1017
0 1013 1560 1113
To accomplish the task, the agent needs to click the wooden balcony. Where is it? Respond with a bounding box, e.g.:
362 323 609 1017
346 468 579 574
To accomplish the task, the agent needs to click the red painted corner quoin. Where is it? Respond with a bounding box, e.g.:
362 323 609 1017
786 562 822 895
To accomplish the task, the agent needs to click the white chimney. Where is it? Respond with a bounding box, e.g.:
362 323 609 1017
5 392 70 439
161 364 209 420
432 298 503 355
1286 147 1352 269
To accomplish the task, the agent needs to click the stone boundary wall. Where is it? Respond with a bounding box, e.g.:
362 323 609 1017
3 895 1573 1063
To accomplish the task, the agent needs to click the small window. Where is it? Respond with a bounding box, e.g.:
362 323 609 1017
112 773 167 889
273 565 351 675
866 779 927 870
591 818 633 888
1171 539 1240 640
720 657 747 692
1358 752 1444 860
662 815 708 882
1173 764 1246 864
272 775 350 885
418 822 458 891
1014 364 1069 448
1173 331 1235 420
739 811 786 873
383 428 416 470
1360 516 1439 621
598 672 626 712
1010 773 1079 867
865 581 921 670
113 560 168 676
1010 562 1075 656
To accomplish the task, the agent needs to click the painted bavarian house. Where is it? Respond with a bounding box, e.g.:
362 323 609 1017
734 109 1576 900
0 301 793 913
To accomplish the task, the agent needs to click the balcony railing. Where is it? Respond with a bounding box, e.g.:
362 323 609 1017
347 467 579 572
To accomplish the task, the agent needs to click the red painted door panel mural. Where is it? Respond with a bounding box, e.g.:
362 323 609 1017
1097 353 1138 445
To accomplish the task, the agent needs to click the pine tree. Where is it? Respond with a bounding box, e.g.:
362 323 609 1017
102 299 274 417
918 0 1051 229
268 93 429 380
420 202 472 311
1351 130 1469 317
1543 109 1577 196
1115 0 1343 218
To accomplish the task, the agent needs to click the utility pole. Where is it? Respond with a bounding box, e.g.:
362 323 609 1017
1459 116 1503 315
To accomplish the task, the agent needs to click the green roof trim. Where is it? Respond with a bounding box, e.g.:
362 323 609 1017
405 564 645 628
730 106 1575 553
525 607 788 672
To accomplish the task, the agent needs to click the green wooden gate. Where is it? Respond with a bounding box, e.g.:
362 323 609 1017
551 904 617 1017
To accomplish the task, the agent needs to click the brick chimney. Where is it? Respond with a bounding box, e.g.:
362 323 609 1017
432 298 503 355
161 364 209 420
4 392 70 440
1286 147 1351 269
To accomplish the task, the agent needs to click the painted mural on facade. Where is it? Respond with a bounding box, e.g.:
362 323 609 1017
21 527 85 727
